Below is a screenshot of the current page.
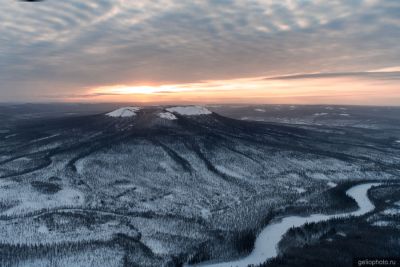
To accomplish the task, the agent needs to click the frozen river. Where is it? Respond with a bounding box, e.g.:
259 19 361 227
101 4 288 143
190 183 380 267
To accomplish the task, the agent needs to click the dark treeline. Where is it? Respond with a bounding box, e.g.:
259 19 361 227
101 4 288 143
0 234 164 267
260 218 400 267
0 240 109 266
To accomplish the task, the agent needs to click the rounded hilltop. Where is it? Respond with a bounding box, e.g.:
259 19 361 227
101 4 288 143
105 107 141 118
165 106 212 116
105 105 212 119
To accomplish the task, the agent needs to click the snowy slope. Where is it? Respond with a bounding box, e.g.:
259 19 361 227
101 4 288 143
106 107 141 117
158 112 177 120
166 106 212 116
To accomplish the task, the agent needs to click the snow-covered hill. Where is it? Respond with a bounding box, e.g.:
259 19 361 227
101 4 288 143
0 105 399 267
106 107 141 117
166 106 212 116
158 112 177 120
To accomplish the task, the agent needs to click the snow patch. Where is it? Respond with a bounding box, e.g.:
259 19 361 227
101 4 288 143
0 180 14 188
104 220 119 227
337 232 346 237
200 208 211 219
395 140 400 144
106 107 140 117
372 221 390 227
255 108 266 112
5 133 17 139
117 183 136 190
216 165 244 179
143 238 170 255
314 113 328 116
327 182 337 188
159 161 172 171
381 208 400 215
339 113 350 116
37 225 49 234
294 187 306 194
33 134 60 142
1 185 85 216
158 112 177 120
166 106 211 116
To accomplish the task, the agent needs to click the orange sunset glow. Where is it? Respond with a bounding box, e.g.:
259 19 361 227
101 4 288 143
1 1 399 105
61 72 399 105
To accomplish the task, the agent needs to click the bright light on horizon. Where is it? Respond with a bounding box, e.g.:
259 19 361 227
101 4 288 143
63 72 400 106
92 84 187 95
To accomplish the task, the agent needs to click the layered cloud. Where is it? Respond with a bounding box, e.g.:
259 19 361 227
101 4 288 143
0 0 399 103
266 70 400 81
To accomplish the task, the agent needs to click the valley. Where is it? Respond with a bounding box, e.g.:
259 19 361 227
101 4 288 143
0 104 399 266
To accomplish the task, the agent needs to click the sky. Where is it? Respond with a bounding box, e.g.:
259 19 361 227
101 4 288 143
0 0 399 105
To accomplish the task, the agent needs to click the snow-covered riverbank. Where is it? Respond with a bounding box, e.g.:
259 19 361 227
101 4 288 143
190 183 380 267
